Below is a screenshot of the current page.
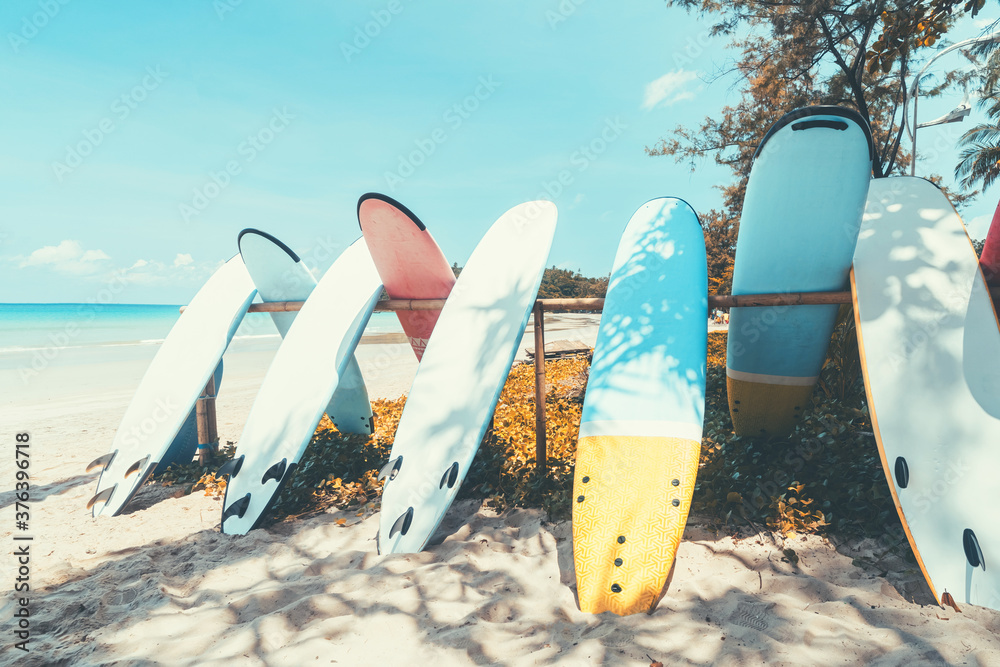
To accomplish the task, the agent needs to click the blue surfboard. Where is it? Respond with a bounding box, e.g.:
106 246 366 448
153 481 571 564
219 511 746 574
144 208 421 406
726 106 872 436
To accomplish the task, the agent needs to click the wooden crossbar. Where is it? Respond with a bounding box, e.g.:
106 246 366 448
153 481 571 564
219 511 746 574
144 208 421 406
187 286 1000 475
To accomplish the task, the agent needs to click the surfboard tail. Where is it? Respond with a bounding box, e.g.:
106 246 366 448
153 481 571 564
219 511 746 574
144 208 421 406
726 374 814 437
573 434 701 616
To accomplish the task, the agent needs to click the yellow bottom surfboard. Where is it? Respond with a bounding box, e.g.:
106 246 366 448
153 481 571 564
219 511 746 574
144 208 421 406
573 198 707 615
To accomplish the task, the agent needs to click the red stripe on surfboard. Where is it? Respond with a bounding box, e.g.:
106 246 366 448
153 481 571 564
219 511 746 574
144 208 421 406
981 197 1000 287
359 195 455 361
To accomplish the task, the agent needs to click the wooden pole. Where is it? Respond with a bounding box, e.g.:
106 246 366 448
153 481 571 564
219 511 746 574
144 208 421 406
196 374 218 465
532 302 547 473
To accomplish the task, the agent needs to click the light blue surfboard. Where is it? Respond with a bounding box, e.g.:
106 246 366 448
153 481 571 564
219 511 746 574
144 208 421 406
238 229 374 435
726 106 873 436
573 198 707 615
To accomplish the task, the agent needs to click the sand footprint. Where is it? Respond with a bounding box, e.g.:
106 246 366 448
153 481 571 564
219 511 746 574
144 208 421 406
101 588 138 608
476 599 517 623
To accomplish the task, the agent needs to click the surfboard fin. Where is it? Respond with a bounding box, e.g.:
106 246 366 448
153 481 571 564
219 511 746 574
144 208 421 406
87 486 116 510
261 459 286 484
222 493 251 522
378 456 402 482
86 451 116 473
963 529 986 571
388 507 413 538
439 462 459 489
941 591 962 613
124 456 150 479
216 455 244 479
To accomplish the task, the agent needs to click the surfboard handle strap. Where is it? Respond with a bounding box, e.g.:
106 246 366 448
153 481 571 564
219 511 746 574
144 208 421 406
389 507 414 538
86 451 116 473
87 485 116 511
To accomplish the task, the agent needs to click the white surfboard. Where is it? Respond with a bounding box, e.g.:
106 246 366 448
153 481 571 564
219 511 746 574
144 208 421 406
377 200 558 554
88 256 257 517
238 229 374 435
220 238 383 535
853 176 1000 610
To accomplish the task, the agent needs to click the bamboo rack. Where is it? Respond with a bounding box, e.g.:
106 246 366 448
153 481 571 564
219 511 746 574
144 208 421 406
190 286 1000 472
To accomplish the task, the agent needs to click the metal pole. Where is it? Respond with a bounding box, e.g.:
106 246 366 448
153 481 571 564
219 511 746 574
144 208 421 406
532 301 547 473
906 32 1000 177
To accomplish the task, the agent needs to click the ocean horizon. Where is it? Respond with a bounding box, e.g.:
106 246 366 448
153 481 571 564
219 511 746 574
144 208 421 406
0 303 403 356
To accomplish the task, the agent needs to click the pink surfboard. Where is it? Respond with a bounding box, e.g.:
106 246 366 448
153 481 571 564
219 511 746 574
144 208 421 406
981 197 1000 287
358 194 456 360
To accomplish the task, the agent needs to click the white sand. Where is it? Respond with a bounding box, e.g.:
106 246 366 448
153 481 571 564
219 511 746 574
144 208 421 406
3 314 999 665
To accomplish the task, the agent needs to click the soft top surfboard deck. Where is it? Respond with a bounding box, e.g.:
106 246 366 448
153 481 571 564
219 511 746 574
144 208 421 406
238 229 373 435
89 256 256 517
358 194 456 360
221 239 382 535
377 200 557 554
853 176 1000 611
726 106 873 436
573 198 708 616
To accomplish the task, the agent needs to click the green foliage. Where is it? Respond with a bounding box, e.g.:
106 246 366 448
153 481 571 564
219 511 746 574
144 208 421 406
447 265 607 300
652 0 977 218
537 266 608 299
700 210 737 296
696 329 900 540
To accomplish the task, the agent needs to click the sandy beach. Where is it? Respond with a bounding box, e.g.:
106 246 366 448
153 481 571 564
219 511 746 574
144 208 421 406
3 313 1000 666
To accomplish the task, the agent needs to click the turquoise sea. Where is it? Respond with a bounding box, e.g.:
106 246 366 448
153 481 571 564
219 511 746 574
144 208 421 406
0 303 403 358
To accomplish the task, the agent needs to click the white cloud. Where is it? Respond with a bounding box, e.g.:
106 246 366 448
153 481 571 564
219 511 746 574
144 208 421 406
80 249 110 262
20 240 111 275
129 259 149 269
173 253 193 267
642 70 701 110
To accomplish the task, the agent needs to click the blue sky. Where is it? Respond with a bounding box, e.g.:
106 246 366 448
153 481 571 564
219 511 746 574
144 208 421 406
1 2 997 304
